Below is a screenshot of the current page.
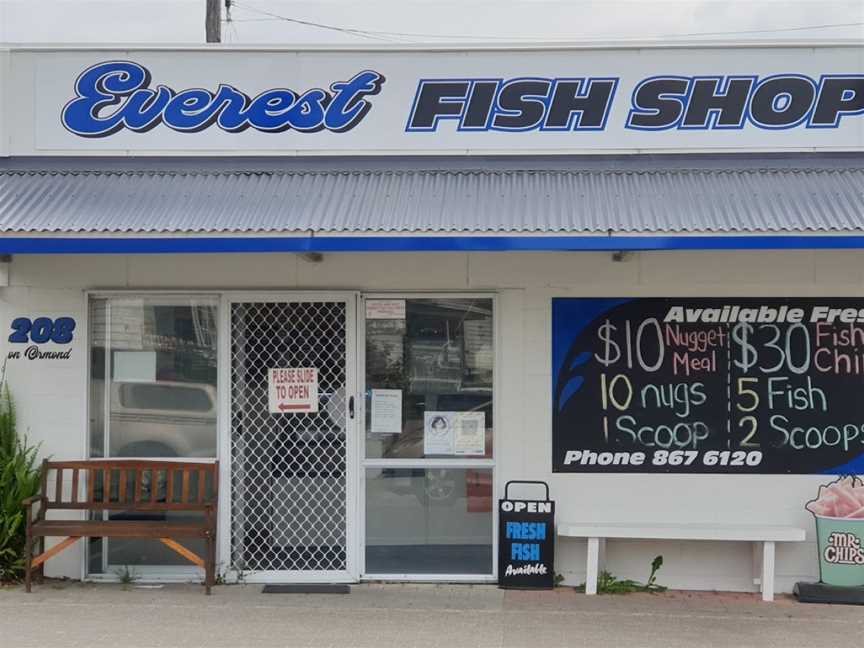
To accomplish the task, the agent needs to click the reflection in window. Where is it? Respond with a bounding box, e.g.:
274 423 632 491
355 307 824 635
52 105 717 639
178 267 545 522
365 468 493 574
365 299 494 460
87 296 218 574
89 297 218 458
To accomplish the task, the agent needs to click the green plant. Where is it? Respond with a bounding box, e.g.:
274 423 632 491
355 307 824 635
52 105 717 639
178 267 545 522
576 555 667 594
114 564 139 587
0 379 42 583
553 572 565 587
645 555 665 591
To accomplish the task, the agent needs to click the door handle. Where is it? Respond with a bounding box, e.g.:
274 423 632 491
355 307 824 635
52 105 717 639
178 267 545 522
348 395 355 420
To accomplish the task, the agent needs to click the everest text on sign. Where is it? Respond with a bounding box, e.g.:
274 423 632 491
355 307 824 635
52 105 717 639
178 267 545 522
268 367 319 414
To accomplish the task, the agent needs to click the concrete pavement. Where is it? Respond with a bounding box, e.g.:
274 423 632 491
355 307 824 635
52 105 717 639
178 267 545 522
1 581 862 648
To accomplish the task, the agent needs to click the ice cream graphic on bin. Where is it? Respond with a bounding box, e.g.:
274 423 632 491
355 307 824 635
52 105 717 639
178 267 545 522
806 476 864 587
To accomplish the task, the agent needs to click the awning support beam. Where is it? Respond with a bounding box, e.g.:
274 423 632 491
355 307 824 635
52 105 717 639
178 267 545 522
3 235 864 255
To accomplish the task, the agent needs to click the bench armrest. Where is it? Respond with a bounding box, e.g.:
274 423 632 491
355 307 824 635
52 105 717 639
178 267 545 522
22 495 47 523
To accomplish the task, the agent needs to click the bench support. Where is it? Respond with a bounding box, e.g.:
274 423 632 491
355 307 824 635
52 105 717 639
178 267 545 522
159 538 205 568
761 541 775 602
585 537 605 595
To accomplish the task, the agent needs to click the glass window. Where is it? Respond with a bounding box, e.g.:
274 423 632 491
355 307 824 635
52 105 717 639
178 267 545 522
365 298 493 460
365 468 493 574
89 297 218 459
87 296 218 574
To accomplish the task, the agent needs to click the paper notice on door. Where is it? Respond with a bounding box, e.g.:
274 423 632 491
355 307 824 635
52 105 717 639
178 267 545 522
371 389 402 434
365 299 406 320
424 411 455 455
454 412 486 456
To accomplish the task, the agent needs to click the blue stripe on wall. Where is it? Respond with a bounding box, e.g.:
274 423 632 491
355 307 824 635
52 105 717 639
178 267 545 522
3 235 864 254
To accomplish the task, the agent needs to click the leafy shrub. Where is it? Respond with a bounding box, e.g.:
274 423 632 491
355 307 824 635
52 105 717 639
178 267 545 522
0 381 42 582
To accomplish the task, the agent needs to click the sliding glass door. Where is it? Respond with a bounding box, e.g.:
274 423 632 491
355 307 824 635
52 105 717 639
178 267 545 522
362 296 495 578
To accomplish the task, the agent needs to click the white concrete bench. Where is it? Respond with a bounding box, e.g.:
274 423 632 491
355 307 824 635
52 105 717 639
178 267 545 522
557 522 806 601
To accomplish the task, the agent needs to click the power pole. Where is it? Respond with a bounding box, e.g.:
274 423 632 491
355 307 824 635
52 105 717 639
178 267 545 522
206 0 221 43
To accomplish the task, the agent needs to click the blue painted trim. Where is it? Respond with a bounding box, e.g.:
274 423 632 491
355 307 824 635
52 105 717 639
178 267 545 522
4 235 864 254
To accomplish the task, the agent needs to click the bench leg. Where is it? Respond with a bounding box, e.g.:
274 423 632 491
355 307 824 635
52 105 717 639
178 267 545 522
761 541 775 602
36 537 46 584
205 534 215 595
24 528 33 593
586 537 601 595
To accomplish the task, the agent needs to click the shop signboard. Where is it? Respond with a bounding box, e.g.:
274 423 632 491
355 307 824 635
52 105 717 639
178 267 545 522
552 298 864 474
4 46 864 155
498 481 555 589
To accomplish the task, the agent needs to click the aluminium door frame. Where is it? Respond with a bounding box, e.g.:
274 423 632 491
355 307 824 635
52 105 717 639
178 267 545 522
220 291 360 584
357 291 499 582
83 291 222 583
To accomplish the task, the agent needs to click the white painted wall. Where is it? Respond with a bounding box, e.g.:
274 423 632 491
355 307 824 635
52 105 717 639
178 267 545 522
3 248 860 590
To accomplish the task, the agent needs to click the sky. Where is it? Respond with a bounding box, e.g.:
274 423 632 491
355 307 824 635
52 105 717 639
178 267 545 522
0 0 862 44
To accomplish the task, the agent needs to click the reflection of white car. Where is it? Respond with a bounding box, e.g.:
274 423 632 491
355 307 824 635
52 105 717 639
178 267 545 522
107 381 217 457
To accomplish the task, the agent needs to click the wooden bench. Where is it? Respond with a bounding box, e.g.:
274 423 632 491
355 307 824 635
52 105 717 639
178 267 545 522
23 459 219 594
557 522 806 601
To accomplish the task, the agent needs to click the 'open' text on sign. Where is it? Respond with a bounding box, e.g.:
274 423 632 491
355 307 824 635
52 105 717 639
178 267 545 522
268 367 319 414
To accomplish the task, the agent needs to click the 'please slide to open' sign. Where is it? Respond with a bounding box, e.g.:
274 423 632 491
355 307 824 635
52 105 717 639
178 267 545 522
268 367 319 414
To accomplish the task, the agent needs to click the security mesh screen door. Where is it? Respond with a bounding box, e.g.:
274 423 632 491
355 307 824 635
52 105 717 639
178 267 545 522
230 297 356 581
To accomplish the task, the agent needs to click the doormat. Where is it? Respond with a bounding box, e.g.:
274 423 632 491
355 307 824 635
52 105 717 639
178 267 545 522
261 584 351 594
794 582 864 605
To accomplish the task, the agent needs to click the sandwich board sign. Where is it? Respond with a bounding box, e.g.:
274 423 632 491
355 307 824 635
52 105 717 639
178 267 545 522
498 480 555 589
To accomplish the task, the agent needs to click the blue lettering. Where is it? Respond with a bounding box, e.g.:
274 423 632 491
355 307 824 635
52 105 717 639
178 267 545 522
505 522 521 539
324 71 386 131
62 61 384 137
506 521 547 540
511 543 541 561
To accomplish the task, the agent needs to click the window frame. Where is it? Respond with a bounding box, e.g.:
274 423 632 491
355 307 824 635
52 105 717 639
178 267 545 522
83 291 222 581
358 292 499 582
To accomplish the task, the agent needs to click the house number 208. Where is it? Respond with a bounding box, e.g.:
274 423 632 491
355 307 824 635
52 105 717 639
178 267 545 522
8 317 76 344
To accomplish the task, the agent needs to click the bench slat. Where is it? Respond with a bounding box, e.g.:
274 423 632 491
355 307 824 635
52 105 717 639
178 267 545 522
118 469 126 504
87 469 95 504
166 469 175 504
54 467 63 504
32 520 209 539
71 469 79 504
182 471 190 504
557 522 805 542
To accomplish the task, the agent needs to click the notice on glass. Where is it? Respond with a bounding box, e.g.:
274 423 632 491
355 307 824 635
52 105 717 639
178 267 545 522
366 299 406 320
424 411 455 455
454 412 486 456
113 351 156 382
371 389 402 434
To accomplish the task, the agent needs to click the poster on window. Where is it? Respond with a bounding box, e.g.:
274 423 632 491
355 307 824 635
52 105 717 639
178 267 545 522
454 412 486 455
371 389 403 434
424 411 455 455
553 298 864 474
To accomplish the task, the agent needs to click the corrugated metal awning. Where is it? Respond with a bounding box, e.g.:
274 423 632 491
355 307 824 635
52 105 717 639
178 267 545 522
1 155 863 253
3 155 864 235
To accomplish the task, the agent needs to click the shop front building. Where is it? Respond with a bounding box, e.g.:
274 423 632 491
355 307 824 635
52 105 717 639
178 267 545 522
1 42 863 592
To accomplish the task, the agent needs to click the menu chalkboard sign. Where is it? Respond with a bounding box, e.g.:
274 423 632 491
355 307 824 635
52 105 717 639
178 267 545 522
552 298 864 474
